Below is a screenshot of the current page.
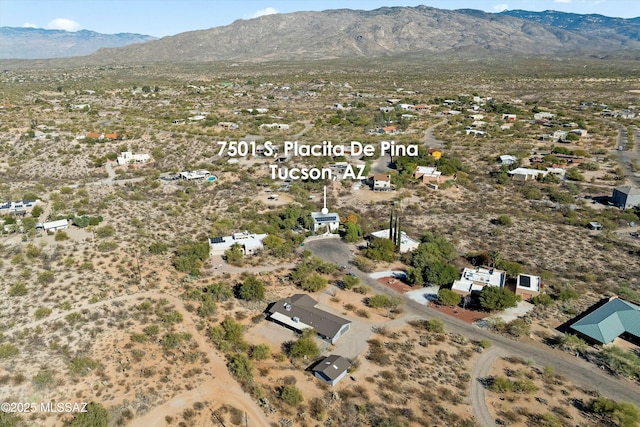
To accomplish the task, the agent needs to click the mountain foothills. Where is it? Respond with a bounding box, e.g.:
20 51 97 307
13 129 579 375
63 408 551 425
79 6 640 63
0 27 156 59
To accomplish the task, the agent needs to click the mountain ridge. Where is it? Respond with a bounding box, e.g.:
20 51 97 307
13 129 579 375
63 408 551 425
0 26 157 59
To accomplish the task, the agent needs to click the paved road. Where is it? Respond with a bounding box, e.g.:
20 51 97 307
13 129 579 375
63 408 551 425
421 119 448 149
305 239 640 410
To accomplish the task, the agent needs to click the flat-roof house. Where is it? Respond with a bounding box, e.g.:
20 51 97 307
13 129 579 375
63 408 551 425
413 166 442 183
508 167 548 181
370 229 419 253
313 355 351 386
37 219 69 233
209 232 268 256
570 297 640 345
612 186 640 210
370 174 392 191
452 267 507 296
117 151 151 165
534 112 556 121
515 274 542 300
499 155 518 165
311 212 340 233
180 169 211 180
0 200 39 216
267 294 351 344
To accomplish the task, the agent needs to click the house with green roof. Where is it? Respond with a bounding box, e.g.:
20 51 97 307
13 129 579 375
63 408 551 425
569 297 640 345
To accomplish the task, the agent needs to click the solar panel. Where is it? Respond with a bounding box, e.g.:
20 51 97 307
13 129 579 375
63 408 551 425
316 216 338 223
210 236 224 244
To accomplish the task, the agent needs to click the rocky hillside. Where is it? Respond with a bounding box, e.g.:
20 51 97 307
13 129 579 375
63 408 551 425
87 6 640 63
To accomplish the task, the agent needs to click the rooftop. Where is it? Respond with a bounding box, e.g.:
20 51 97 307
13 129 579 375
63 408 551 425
570 298 640 345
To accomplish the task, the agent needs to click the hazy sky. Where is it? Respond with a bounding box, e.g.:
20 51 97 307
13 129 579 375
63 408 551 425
1 0 638 37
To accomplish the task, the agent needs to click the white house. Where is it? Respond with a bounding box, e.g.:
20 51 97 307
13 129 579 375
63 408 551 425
313 355 351 386
37 219 69 233
370 229 420 253
413 166 442 183
117 151 151 165
209 232 268 256
508 167 548 181
259 123 289 130
311 212 340 233
370 174 392 191
179 169 211 180
398 104 415 111
452 267 507 296
515 274 542 301
534 112 556 121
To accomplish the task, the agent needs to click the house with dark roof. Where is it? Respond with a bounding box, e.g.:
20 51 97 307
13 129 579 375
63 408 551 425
312 355 351 386
569 297 640 345
266 294 351 344
611 186 640 210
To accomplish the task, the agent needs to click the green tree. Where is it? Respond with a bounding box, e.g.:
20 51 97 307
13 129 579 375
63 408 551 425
531 293 553 307
363 238 397 262
251 344 271 360
224 243 243 265
437 288 461 307
344 222 363 243
238 276 266 301
479 286 517 311
68 402 109 427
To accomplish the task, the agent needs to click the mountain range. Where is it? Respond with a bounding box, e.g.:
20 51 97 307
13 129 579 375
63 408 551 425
2 7 639 63
0 27 156 59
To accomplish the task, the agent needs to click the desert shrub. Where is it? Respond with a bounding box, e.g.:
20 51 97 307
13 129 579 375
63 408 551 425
279 385 304 407
8 282 27 296
237 276 266 301
37 271 55 284
54 230 69 241
68 402 109 427
598 346 640 381
32 368 55 389
149 241 169 254
557 334 587 354
589 397 640 427
95 225 115 238
425 318 445 333
343 274 359 290
228 353 254 382
68 356 100 376
288 335 319 359
34 307 52 320
301 274 326 292
496 215 512 226
506 319 530 337
531 293 553 307
250 344 271 360
0 344 19 359
437 288 461 306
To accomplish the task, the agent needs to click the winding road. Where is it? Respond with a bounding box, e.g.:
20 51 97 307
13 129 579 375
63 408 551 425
304 239 640 420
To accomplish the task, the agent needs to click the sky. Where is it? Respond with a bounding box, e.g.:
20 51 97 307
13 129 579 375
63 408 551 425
1 0 639 38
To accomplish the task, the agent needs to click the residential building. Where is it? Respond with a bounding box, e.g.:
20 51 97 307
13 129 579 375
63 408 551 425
499 155 517 165
266 294 351 344
569 297 640 345
37 219 69 233
508 167 548 181
179 169 211 180
451 267 507 296
117 151 151 165
370 174 392 191
515 274 542 300
0 200 39 216
311 212 340 233
413 166 442 183
259 123 290 130
313 355 351 386
208 232 268 255
612 186 640 210
370 229 419 253
534 112 556 121
428 149 442 160
502 114 517 121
